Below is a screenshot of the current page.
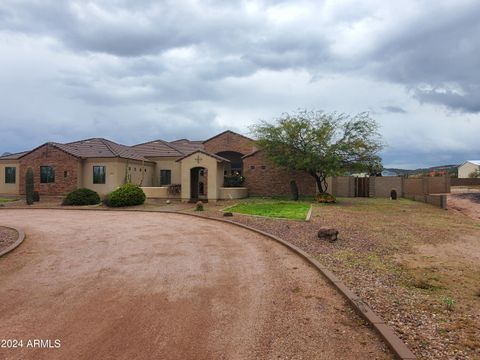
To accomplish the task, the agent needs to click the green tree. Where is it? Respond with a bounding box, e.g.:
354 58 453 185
469 169 480 178
251 110 384 194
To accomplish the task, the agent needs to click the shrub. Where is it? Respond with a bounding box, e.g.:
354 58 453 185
108 183 146 207
195 201 204 211
33 191 40 202
25 168 34 205
316 193 336 203
63 188 101 206
223 175 245 187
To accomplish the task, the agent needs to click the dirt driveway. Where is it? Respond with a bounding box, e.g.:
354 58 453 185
0 210 390 360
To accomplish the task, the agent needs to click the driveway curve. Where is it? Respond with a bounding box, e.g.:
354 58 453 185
0 210 390 359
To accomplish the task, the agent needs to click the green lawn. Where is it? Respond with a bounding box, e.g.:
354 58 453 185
224 201 311 220
0 198 17 203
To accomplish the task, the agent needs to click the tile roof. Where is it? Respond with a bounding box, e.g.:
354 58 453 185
0 132 254 162
169 139 204 153
0 151 29 160
64 138 151 162
131 139 184 157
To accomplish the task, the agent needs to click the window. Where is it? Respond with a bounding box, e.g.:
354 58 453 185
5 167 16 184
250 165 255 170
160 170 171 186
40 166 55 183
93 166 106 184
64 171 69 179
261 165 266 170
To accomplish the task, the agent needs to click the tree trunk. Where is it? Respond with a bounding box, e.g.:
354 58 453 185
310 172 325 194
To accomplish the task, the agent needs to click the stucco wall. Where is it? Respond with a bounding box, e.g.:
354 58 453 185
458 162 480 178
179 153 225 201
141 186 169 198
80 158 154 196
149 157 182 186
0 160 20 195
218 187 248 199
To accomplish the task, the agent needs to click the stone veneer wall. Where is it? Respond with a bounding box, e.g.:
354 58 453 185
243 151 317 197
19 144 80 195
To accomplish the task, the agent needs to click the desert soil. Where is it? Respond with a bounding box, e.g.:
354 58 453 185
0 209 390 360
448 187 480 221
195 198 480 360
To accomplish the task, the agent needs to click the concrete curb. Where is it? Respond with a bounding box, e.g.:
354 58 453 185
0 206 416 359
0 225 25 257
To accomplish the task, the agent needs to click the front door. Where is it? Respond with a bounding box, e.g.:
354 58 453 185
190 168 200 201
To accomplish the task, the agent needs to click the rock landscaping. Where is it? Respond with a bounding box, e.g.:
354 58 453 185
0 226 18 254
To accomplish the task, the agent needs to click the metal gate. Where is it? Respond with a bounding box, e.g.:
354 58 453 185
355 177 370 197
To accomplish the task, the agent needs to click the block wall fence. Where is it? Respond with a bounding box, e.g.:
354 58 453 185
327 175 450 209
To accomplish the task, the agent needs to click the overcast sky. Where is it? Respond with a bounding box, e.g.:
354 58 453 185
0 0 479 168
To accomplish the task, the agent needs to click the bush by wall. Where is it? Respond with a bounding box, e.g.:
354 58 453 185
108 183 146 207
316 193 336 203
63 188 101 206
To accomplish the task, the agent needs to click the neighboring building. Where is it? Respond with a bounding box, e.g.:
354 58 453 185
0 130 315 201
458 160 480 178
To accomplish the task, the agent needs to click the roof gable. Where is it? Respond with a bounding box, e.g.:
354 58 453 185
175 150 230 163
461 160 480 166
202 130 254 144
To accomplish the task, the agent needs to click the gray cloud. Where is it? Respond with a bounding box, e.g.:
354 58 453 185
382 106 407 114
0 0 479 168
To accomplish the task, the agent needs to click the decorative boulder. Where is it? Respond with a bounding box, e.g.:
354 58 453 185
318 227 339 242
223 212 233 217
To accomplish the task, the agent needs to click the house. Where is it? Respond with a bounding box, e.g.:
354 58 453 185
0 131 316 202
458 160 480 178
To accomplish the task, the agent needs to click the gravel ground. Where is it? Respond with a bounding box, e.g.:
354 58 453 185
5 196 479 359
0 226 18 253
191 199 480 360
0 209 391 360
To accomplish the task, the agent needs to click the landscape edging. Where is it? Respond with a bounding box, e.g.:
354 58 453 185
0 225 25 257
0 206 416 359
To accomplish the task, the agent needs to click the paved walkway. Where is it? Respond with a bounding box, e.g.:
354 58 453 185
0 210 390 359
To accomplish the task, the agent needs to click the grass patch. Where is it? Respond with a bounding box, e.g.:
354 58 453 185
224 200 310 220
0 198 17 203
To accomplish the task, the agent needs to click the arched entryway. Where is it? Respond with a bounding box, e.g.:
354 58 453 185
190 167 207 202
217 151 243 175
